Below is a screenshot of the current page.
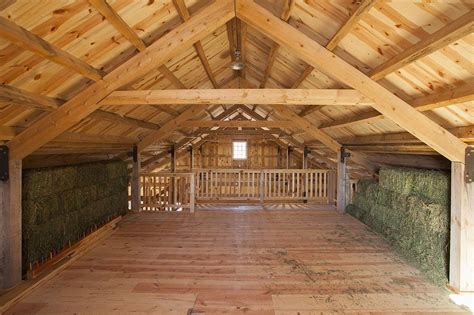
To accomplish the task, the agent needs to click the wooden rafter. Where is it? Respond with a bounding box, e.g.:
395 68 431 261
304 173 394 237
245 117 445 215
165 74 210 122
102 89 374 106
369 10 474 81
7 0 234 160
325 0 376 50
235 103 374 174
259 0 295 88
296 0 374 114
158 65 187 89
137 104 209 152
236 0 467 162
320 82 474 129
88 0 146 52
172 0 219 88
0 16 105 81
140 106 241 170
238 19 247 79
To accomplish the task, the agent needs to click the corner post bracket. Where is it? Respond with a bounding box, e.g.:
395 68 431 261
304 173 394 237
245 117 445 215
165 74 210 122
465 146 474 183
0 145 8 182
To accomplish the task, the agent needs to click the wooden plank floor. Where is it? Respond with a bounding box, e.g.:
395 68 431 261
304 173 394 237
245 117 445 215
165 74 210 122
6 209 467 314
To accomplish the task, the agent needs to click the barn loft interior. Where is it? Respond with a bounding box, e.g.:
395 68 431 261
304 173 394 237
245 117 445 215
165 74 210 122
0 0 473 313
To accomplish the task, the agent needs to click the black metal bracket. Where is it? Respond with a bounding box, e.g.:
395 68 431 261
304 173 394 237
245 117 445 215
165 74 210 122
0 145 9 182
340 147 351 163
304 146 310 157
132 145 138 163
465 146 474 183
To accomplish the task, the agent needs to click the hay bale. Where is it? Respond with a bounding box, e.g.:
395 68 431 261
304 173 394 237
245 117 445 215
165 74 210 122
346 166 450 286
379 166 449 205
22 159 128 270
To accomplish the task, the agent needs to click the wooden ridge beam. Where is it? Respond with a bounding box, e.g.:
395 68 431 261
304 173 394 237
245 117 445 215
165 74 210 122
236 0 467 162
320 82 474 129
0 16 104 81
89 0 146 51
7 0 234 159
102 89 374 106
369 10 474 81
172 0 219 88
184 120 294 128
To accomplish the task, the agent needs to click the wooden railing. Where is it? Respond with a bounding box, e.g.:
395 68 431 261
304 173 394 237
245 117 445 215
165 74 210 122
195 169 335 204
140 172 195 212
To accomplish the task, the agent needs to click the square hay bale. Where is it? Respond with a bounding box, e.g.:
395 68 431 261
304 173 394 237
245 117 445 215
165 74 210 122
347 167 451 286
22 160 129 269
379 167 416 195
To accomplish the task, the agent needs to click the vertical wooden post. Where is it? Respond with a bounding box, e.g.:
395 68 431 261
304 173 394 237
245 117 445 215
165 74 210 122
327 171 335 206
286 146 291 169
303 146 309 170
277 146 282 169
131 145 141 212
449 161 474 292
259 170 265 205
336 149 347 211
189 146 194 171
189 173 195 213
0 158 22 289
171 145 177 206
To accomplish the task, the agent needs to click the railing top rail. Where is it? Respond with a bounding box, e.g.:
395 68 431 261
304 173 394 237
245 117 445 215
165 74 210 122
141 172 195 177
194 168 332 173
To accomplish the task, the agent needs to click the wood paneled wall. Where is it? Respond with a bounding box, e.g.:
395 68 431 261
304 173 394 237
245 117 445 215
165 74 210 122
176 137 302 170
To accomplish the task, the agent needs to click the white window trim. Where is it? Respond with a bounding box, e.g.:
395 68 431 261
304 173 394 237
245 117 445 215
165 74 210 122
232 141 247 160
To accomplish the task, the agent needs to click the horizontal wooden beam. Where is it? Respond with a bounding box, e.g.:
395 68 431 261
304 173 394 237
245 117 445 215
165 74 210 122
184 120 294 128
320 83 474 129
0 16 104 81
0 125 137 144
101 89 374 106
23 154 122 169
369 10 474 81
237 0 467 162
6 0 234 160
338 124 474 145
0 84 162 131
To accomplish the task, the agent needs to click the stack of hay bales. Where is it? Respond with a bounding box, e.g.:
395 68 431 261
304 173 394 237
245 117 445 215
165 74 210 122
346 166 450 285
22 160 128 271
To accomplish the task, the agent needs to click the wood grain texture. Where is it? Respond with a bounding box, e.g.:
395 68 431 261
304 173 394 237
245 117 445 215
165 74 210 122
4 210 467 314
0 16 104 81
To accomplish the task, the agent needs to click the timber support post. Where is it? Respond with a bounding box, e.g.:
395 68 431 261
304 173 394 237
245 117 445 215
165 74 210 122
189 146 194 171
337 147 349 211
0 151 22 289
449 151 474 292
131 145 141 212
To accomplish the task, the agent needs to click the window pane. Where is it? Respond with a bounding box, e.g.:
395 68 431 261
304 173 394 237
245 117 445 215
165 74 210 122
233 141 247 160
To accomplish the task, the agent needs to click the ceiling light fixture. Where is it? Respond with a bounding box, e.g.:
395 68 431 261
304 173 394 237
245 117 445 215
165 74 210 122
230 49 245 71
